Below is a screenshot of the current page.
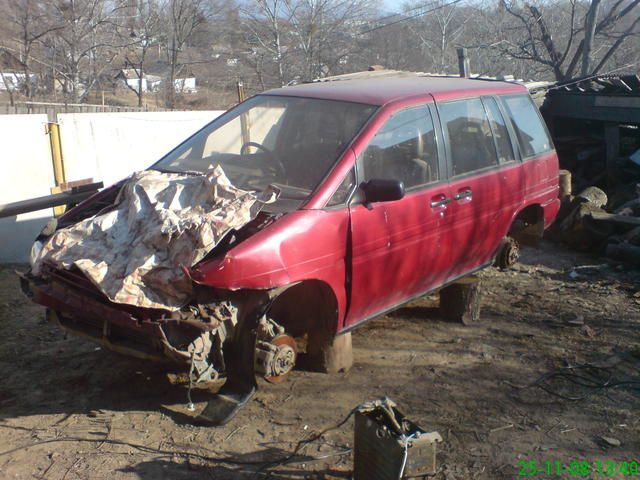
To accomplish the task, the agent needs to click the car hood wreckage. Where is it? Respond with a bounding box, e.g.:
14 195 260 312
20 165 296 424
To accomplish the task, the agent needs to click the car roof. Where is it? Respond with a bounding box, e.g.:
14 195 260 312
261 74 528 106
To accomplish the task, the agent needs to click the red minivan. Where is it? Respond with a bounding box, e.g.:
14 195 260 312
22 75 560 423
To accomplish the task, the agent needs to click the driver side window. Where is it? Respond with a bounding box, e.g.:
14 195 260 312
361 105 439 190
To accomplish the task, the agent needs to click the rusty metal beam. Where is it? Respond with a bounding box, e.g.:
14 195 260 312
0 182 103 219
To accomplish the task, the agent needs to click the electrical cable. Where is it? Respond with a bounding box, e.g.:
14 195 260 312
259 406 360 470
398 432 417 479
357 0 465 35
374 0 441 24
506 355 640 401
0 406 360 470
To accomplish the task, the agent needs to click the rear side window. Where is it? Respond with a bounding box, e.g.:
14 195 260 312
482 97 515 164
361 105 439 189
439 98 498 176
501 94 552 158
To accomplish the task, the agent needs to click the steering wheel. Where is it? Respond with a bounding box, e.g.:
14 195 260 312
240 141 286 178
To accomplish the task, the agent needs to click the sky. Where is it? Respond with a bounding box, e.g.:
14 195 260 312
381 0 407 14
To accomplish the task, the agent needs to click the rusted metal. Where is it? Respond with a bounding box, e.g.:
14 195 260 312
18 269 239 374
254 315 297 383
495 236 520 269
354 399 442 480
259 334 297 384
0 182 103 219
559 169 572 201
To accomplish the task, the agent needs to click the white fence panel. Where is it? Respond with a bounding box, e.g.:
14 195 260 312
58 110 224 187
0 114 55 262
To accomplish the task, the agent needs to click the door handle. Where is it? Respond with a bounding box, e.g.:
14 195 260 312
454 189 472 201
430 196 451 208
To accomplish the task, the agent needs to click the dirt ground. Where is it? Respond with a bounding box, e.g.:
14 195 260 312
1 241 639 479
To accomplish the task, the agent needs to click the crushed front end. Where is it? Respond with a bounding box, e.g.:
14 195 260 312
19 166 296 425
20 263 238 380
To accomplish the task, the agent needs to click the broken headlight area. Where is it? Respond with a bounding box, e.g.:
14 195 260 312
166 294 298 387
159 299 239 384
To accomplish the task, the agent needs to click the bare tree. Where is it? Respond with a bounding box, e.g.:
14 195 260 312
4 0 63 98
160 0 212 108
496 0 640 81
122 0 161 107
45 0 135 102
404 0 470 73
288 0 377 81
241 0 295 86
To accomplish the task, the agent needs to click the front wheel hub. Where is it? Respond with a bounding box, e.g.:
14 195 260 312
255 333 297 384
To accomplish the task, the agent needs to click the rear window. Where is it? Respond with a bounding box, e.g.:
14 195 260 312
501 94 552 158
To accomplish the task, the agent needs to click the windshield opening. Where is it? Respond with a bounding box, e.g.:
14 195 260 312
153 95 377 202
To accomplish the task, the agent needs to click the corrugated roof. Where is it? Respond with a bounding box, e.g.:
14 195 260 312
551 74 640 95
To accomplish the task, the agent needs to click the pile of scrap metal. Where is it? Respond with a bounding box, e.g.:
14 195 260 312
542 73 640 265
541 74 639 188
551 172 640 265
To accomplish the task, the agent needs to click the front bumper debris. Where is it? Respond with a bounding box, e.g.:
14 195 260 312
18 268 236 377
19 268 296 426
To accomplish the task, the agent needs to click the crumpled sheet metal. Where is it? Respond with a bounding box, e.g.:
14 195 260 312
33 166 278 310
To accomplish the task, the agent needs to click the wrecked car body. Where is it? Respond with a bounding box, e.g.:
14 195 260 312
21 76 561 423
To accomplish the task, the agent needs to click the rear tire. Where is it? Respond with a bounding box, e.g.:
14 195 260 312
495 236 520 269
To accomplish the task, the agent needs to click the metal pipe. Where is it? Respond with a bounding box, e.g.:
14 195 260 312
0 184 102 219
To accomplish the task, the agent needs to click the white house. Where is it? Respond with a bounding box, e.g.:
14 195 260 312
116 69 149 92
117 68 195 93
0 72 35 91
174 77 197 93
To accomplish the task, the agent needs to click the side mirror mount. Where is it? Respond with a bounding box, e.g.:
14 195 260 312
361 179 405 205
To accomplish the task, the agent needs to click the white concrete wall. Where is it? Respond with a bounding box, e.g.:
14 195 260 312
1 110 226 263
0 114 55 263
58 110 224 187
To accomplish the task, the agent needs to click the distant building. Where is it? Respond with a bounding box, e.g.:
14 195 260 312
116 68 195 93
116 69 157 92
0 72 35 91
174 76 197 93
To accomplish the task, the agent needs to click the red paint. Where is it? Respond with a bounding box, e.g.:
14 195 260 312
262 76 524 106
194 79 559 332
32 77 560 339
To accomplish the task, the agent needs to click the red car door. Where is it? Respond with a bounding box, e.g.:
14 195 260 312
345 104 451 327
437 96 523 278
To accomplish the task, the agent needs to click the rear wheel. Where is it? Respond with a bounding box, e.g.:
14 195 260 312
495 236 520 269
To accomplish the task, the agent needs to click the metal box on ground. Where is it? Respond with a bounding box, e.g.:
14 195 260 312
353 399 441 479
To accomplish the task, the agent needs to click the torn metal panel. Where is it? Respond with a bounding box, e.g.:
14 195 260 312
32 166 278 310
